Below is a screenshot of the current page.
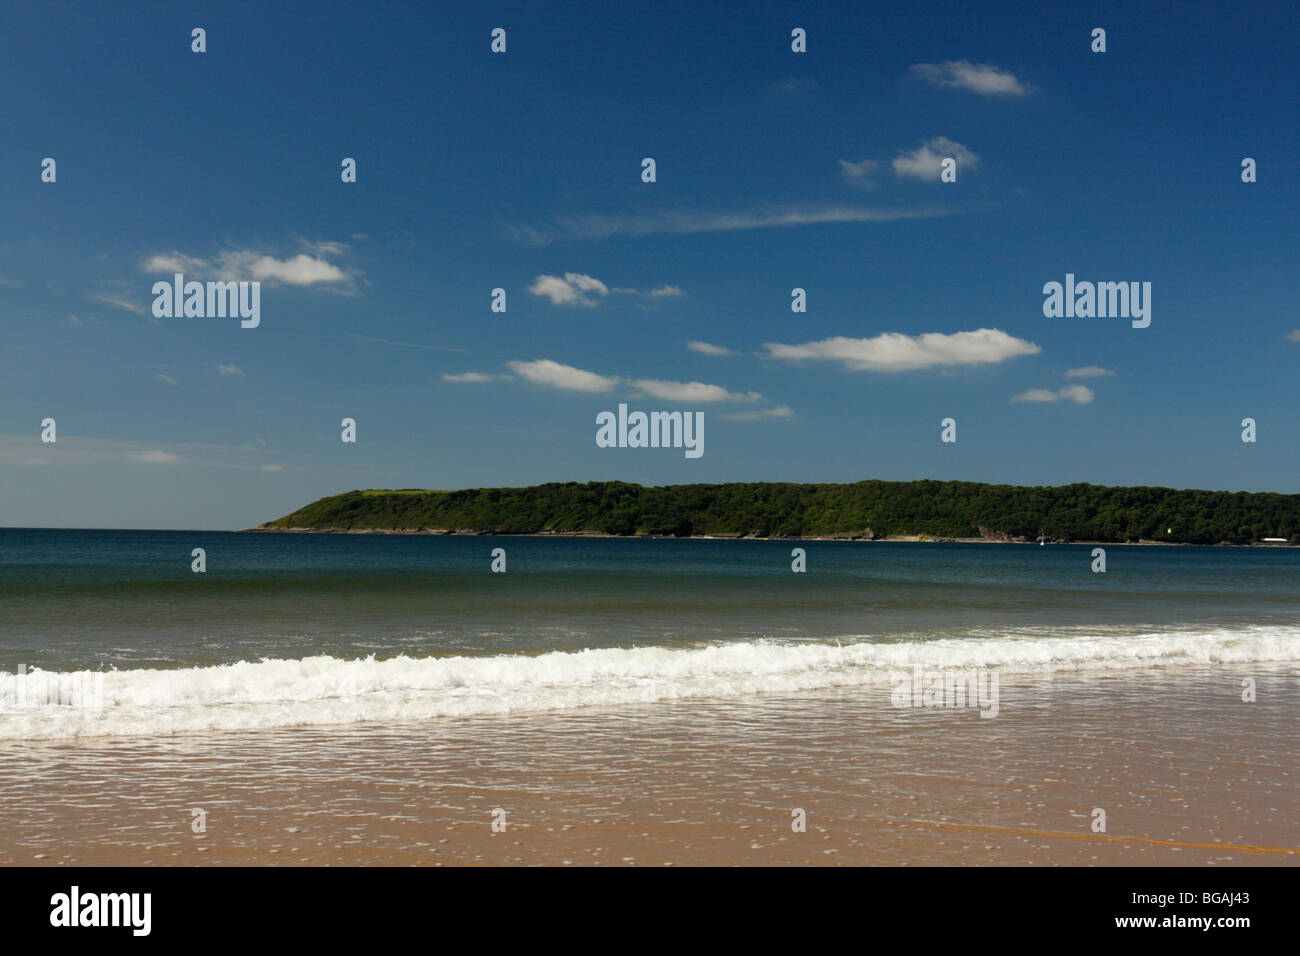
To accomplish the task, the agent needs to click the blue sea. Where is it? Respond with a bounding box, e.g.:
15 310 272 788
1 528 1298 739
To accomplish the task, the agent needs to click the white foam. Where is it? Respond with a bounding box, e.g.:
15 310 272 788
2 625 1297 739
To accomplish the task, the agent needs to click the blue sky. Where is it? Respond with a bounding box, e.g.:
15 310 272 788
2 0 1297 529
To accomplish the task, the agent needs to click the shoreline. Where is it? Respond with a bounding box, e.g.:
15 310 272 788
244 526 1299 547
5 665 1295 866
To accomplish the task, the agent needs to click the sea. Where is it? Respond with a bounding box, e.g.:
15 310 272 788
1 528 1297 740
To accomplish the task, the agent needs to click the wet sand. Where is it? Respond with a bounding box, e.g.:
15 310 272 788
1 663 1296 866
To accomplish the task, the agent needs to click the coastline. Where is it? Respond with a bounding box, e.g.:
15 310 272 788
257 480 1300 549
244 526 1300 547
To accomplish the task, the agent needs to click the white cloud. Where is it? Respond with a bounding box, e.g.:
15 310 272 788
909 60 1032 97
1064 365 1115 379
142 252 208 274
259 464 284 472
720 406 796 422
632 379 761 403
156 373 178 386
893 137 980 181
1011 389 1061 403
1012 385 1094 404
838 158 881 188
505 359 764 404
303 239 348 257
132 450 181 464
527 273 609 306
441 372 493 383
687 341 735 356
507 359 618 392
1286 330 1300 342
610 283 686 301
89 293 147 315
763 328 1039 372
217 363 244 377
142 249 349 286
213 251 345 285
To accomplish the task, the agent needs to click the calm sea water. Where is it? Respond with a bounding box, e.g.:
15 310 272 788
2 529 1298 665
1 529 1297 738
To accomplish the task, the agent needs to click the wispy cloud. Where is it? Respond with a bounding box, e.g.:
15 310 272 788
508 204 956 243
1064 365 1115 379
503 359 766 404
441 371 494 383
838 158 882 189
1286 330 1300 342
217 363 245 377
1012 385 1095 404
647 285 684 299
156 373 178 386
773 77 820 96
687 341 736 356
507 359 619 392
89 293 147 315
909 60 1033 97
893 137 980 181
345 333 469 354
609 284 687 309
529 274 684 306
132 450 181 464
763 329 1039 372
141 252 208 274
299 239 349 258
0 434 281 470
631 379 761 403
259 464 284 472
720 405 796 422
142 246 353 287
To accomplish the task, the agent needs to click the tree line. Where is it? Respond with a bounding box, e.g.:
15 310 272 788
259 479 1300 544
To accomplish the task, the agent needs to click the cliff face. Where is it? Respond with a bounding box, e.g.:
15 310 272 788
254 480 1300 545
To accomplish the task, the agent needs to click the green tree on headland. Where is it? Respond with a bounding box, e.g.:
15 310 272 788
257 480 1300 545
